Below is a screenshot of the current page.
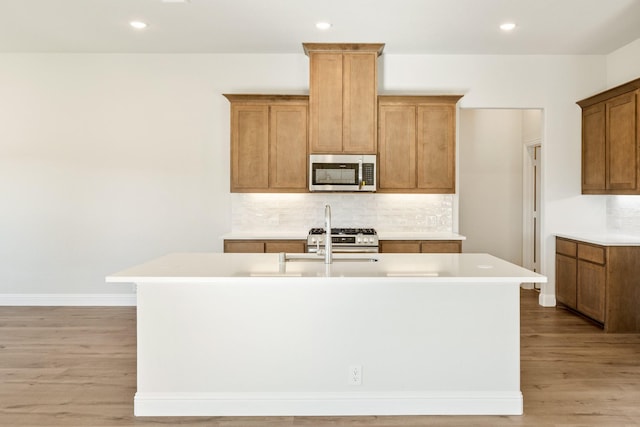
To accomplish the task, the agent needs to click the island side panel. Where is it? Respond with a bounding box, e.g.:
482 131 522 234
134 279 522 416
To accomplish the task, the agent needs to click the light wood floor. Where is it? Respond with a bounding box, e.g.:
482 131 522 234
1 290 639 427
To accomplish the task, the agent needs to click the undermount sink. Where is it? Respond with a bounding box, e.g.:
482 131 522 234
279 253 379 263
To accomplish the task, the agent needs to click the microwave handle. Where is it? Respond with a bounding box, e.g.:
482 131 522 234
358 159 363 189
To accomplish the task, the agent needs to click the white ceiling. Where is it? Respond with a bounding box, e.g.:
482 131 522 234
1 0 640 55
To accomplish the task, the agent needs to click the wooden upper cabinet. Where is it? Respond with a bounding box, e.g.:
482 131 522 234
417 104 457 191
343 53 377 153
378 96 462 193
308 53 343 153
607 91 637 190
578 78 640 195
270 104 308 189
225 95 308 193
378 104 417 189
230 104 269 190
581 103 606 192
304 43 384 154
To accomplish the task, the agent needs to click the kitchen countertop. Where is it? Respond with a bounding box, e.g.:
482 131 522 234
107 252 543 284
220 231 466 241
556 232 640 246
220 231 308 240
376 231 465 240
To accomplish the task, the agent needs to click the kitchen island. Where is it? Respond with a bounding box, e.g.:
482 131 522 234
106 252 546 417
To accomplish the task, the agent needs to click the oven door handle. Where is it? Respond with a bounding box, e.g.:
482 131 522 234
308 246 379 254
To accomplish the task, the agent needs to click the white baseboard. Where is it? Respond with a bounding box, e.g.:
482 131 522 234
0 293 136 306
134 391 523 417
538 291 556 307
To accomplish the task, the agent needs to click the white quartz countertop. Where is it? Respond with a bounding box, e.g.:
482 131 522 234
556 232 640 246
376 231 466 240
220 231 466 241
220 231 308 240
107 252 545 284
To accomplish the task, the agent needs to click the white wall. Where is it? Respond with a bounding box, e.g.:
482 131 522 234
606 38 640 87
0 51 613 304
458 109 524 265
0 53 308 295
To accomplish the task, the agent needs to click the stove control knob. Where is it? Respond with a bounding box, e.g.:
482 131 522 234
311 237 317 244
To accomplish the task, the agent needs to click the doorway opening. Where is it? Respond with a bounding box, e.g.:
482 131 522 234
459 108 543 280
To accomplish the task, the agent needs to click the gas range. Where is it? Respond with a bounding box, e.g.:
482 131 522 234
307 227 379 253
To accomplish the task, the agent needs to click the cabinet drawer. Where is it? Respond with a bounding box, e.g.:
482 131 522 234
379 241 421 253
265 241 306 253
556 238 577 257
577 243 605 264
224 240 265 253
421 241 461 253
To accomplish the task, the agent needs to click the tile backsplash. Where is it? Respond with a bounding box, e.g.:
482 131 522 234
607 196 640 233
231 193 454 232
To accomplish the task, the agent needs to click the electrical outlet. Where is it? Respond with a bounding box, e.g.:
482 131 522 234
348 365 362 385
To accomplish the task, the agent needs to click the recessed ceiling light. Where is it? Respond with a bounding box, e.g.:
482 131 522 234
316 22 332 30
500 22 516 31
130 21 148 30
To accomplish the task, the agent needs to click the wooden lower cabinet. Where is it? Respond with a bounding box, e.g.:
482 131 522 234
379 240 462 253
576 259 606 323
264 241 306 253
555 253 577 309
224 240 306 254
555 236 640 332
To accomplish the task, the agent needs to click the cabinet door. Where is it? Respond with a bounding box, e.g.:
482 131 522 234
224 240 265 253
231 105 269 191
606 91 637 191
379 241 421 253
343 53 377 153
577 260 606 323
556 253 577 309
378 104 416 189
582 103 606 193
421 241 461 253
270 105 308 190
309 53 343 153
265 241 306 253
417 104 456 193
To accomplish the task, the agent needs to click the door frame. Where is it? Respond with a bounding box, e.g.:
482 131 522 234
522 139 542 289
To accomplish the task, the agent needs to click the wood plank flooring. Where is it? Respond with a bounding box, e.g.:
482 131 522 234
1 290 639 426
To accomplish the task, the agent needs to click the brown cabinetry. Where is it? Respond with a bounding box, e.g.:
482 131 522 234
224 240 306 253
378 96 462 193
224 94 308 192
304 43 384 154
577 78 640 194
379 240 462 253
555 236 640 332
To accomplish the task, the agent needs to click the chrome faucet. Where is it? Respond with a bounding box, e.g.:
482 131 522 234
324 204 332 264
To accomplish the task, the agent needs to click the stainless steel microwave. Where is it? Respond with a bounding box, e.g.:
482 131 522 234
309 154 376 192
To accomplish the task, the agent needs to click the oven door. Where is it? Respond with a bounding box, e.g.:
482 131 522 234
307 245 379 254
